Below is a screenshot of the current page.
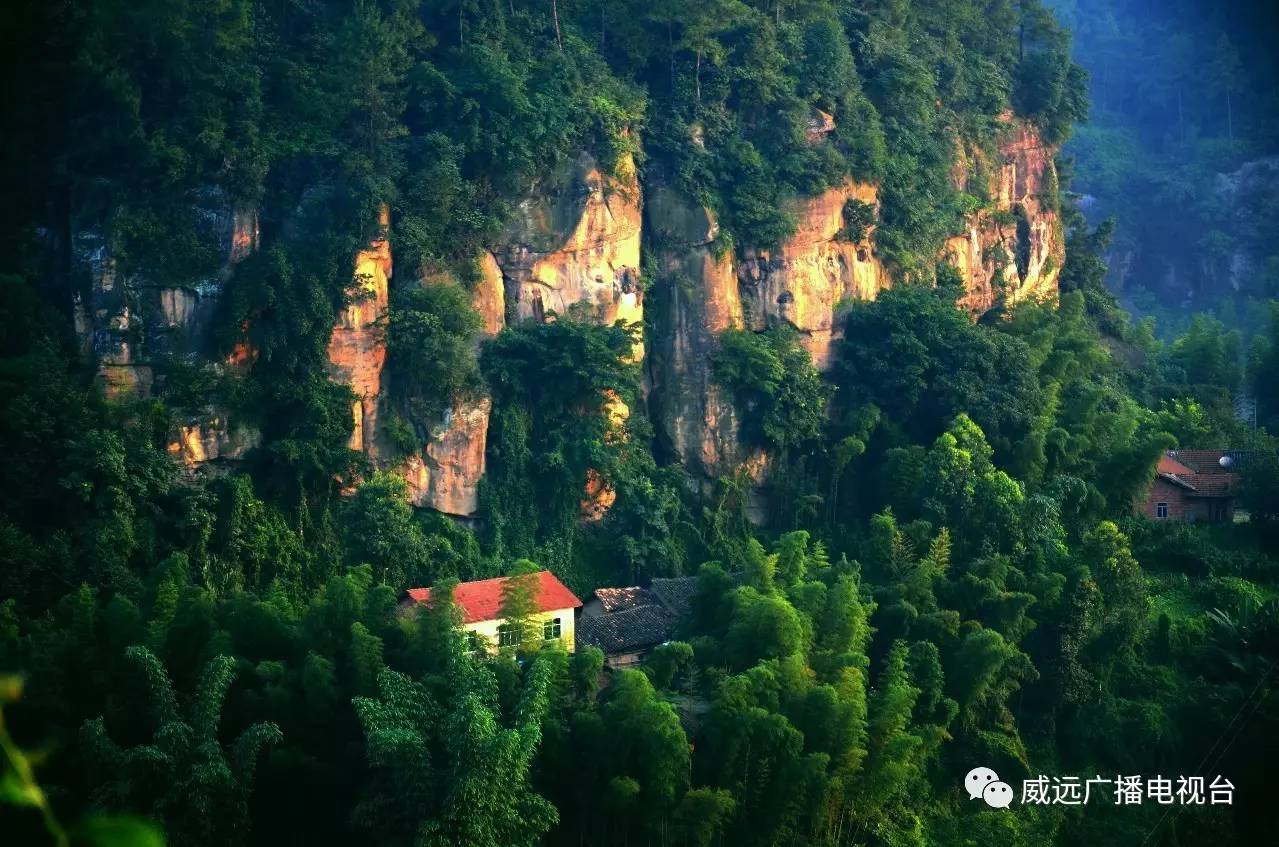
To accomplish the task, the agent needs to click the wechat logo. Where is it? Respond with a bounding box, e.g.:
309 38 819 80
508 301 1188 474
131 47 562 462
966 766 1014 809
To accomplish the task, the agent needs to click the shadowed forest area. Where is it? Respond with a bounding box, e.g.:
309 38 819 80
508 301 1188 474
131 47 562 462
1051 0 1279 340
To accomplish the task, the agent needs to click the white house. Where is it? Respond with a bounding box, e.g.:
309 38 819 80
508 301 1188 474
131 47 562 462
404 571 582 653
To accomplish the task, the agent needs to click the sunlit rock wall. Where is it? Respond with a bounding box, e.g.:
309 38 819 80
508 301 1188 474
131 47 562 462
647 178 887 488
97 119 1063 516
166 410 261 471
398 252 505 517
494 151 644 358
947 117 1063 315
483 150 645 518
738 180 886 369
326 205 391 456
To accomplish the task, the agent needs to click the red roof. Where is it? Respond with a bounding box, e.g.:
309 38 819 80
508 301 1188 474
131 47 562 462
405 571 582 624
1157 454 1195 477
1169 450 1235 474
1155 450 1240 498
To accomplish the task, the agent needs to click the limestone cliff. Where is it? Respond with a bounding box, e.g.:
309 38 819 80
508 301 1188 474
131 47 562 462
326 205 391 456
647 180 886 485
738 180 887 369
493 151 643 358
946 117 1063 314
398 252 505 517
166 410 261 471
78 194 259 400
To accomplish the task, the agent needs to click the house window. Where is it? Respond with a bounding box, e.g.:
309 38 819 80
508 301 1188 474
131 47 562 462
498 623 522 649
543 617 562 641
1155 502 1168 519
465 632 485 655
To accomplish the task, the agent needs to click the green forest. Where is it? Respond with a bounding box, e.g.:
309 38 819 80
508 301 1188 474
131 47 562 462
1 1 1278 846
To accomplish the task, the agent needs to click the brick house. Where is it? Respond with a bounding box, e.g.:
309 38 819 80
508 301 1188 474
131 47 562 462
1139 450 1240 524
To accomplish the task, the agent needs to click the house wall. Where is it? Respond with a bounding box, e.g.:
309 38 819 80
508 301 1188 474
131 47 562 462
1140 478 1187 521
463 607 578 653
1186 496 1235 524
1139 480 1235 523
603 650 649 670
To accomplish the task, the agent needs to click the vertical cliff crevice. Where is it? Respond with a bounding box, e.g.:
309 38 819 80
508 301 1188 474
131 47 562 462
645 183 751 484
646 178 889 492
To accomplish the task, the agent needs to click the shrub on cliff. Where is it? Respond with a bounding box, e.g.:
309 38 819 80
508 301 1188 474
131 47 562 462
712 327 829 453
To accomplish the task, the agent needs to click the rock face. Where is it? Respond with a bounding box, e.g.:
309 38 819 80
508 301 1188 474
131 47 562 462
330 128 1055 509
647 180 887 485
1104 156 1279 308
80 246 154 399
647 185 750 482
398 253 506 517
326 205 391 456
79 196 259 400
1207 156 1279 296
92 122 1064 516
335 159 641 517
738 180 886 369
579 390 631 520
166 410 261 471
476 151 644 518
76 194 260 473
946 118 1063 314
494 151 643 357
401 396 493 517
470 251 507 336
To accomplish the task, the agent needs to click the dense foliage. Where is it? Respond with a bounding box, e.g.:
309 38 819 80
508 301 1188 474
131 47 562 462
2 2 1278 847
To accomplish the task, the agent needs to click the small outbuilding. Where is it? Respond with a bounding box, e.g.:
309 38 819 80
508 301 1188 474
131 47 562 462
577 576 699 669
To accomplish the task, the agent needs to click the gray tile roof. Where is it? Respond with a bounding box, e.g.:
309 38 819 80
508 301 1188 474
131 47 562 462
593 586 656 613
648 576 700 617
578 604 671 654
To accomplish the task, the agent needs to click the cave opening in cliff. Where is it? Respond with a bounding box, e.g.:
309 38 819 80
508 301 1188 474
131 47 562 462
1013 203 1032 283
